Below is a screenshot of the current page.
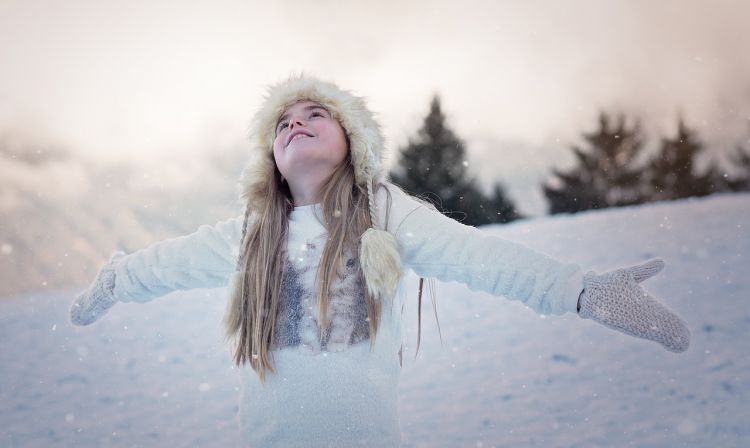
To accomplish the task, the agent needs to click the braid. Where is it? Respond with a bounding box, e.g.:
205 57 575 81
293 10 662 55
365 174 378 230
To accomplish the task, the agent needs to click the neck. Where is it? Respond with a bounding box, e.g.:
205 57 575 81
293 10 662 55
287 176 325 207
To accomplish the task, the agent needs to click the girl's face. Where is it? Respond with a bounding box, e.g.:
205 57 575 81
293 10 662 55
272 100 349 204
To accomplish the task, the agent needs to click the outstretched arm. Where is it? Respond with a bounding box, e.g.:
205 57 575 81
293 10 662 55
379 183 584 316
70 214 245 326
113 215 244 303
378 183 690 353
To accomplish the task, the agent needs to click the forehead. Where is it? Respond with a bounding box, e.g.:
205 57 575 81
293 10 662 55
277 100 329 123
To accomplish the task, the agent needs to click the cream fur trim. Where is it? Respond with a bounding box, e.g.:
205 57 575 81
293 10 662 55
239 73 387 213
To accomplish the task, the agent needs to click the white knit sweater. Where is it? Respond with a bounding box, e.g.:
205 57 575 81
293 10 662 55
111 183 585 447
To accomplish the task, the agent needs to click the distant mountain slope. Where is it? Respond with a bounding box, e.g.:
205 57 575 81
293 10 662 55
0 145 240 297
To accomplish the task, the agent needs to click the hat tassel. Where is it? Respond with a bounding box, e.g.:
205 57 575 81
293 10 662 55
360 177 402 299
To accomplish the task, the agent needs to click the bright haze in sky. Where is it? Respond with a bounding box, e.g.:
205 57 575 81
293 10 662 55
1 0 749 214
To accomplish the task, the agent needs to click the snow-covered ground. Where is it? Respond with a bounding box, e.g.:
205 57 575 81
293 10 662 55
1 192 748 447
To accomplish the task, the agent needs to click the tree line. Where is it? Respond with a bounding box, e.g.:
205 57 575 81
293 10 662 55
389 95 750 226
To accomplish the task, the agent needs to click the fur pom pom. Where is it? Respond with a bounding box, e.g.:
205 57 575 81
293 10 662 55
359 228 402 300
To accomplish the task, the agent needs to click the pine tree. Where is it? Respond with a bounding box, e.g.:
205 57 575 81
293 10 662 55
389 95 523 226
487 183 524 223
454 181 525 224
725 140 750 192
542 111 647 214
645 117 725 201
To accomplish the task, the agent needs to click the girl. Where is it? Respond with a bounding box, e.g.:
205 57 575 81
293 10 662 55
70 74 690 447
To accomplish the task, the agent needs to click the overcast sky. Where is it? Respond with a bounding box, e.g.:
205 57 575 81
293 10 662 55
1 0 749 215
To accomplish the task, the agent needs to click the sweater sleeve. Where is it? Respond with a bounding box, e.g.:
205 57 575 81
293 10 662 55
112 214 245 303
378 183 584 316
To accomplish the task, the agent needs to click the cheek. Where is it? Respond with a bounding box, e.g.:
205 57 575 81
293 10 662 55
272 140 286 171
272 136 284 157
334 128 349 158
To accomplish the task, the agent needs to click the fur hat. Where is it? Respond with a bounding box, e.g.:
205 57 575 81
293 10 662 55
237 73 402 300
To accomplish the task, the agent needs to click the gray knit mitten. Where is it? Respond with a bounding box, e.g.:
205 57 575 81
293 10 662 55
69 251 125 326
577 258 690 353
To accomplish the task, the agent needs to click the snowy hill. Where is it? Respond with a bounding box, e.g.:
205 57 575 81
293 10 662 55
1 192 748 447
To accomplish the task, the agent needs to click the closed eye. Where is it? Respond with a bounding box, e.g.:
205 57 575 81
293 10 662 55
276 108 328 134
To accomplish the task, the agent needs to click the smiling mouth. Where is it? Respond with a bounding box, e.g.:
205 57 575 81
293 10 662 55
287 134 312 146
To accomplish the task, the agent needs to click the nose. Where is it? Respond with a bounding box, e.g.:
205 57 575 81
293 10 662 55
288 115 306 131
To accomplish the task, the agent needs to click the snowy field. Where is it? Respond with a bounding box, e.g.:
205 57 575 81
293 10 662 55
1 192 748 447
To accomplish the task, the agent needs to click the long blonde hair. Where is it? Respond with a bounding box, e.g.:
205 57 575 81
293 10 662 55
223 145 440 382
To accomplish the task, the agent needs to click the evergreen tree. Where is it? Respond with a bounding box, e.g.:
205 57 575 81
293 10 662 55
389 95 523 226
487 183 524 223
645 117 725 201
724 129 750 192
542 111 647 214
455 181 524 224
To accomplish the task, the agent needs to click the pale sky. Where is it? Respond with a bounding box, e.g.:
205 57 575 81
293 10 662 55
1 0 749 215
